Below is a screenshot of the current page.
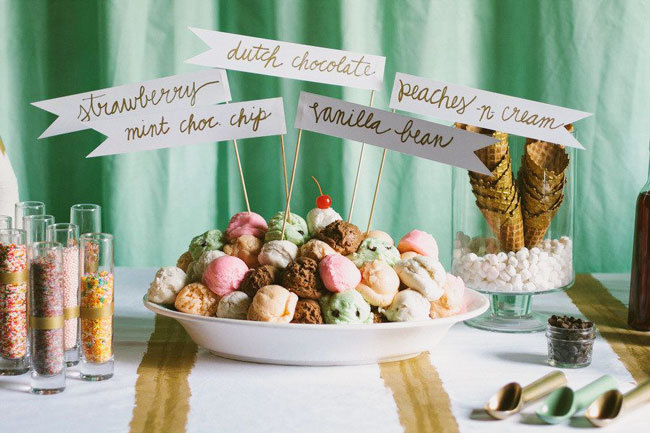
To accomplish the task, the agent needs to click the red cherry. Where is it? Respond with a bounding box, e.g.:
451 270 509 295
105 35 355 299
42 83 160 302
312 176 332 209
317 195 332 209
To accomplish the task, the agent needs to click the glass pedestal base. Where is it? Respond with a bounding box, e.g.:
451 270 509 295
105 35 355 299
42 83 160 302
465 292 557 333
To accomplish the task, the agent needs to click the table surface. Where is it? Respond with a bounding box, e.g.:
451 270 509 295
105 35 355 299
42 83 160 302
1 269 648 433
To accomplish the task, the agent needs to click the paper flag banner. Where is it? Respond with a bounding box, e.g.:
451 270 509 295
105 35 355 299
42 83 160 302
33 69 231 139
294 92 497 175
390 72 591 149
186 28 385 91
85 97 286 157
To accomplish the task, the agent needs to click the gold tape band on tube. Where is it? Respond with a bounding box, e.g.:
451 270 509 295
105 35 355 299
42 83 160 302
30 315 64 330
64 306 80 319
0 270 29 285
80 303 114 320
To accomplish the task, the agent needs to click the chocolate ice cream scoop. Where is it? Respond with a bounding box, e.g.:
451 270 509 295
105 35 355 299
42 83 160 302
239 265 277 298
317 220 363 255
291 299 324 324
281 257 324 299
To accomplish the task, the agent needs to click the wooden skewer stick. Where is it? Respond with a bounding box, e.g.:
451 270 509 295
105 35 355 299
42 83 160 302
281 129 303 239
232 138 251 213
347 90 375 223
225 101 251 213
280 134 290 213
366 149 388 234
365 108 395 234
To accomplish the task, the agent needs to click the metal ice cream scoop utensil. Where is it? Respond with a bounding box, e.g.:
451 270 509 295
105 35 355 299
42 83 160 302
536 375 618 424
485 371 567 419
585 379 650 427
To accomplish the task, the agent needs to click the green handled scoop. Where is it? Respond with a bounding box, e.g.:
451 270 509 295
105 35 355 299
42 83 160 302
585 379 650 427
536 375 618 424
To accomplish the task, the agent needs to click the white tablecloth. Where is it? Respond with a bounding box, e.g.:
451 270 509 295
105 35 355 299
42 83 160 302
1 269 647 432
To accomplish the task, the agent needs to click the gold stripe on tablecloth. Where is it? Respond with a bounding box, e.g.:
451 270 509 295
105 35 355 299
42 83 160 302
380 352 459 433
568 274 650 382
129 315 198 433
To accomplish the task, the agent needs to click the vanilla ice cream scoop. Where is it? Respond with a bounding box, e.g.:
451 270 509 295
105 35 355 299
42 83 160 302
217 291 252 320
258 240 298 269
395 255 446 301
306 207 342 236
381 289 431 322
147 266 187 304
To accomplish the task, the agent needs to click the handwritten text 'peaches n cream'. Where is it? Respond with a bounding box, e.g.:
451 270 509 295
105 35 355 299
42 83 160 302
390 72 591 149
186 28 385 90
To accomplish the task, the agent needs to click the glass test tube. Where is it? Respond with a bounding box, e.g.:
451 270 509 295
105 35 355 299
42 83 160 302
15 201 45 230
24 214 55 244
0 215 11 229
29 241 65 394
47 223 80 366
70 204 101 236
0 228 29 375
79 233 113 381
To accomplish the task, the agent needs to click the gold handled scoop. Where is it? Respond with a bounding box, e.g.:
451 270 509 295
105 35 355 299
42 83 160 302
485 371 567 419
585 379 650 427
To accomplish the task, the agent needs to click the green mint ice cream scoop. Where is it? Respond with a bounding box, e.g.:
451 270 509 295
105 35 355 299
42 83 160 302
264 211 309 246
349 237 400 267
536 375 618 424
189 229 225 260
320 291 372 324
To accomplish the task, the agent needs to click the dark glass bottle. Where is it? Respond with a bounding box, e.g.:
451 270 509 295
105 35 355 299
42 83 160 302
628 142 650 331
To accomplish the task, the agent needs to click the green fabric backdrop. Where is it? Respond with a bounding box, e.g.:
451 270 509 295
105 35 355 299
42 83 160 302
0 0 648 271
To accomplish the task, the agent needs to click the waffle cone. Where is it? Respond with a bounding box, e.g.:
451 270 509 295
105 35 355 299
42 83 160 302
479 205 525 252
457 123 524 251
456 123 509 174
524 139 569 179
519 134 570 248
523 213 552 249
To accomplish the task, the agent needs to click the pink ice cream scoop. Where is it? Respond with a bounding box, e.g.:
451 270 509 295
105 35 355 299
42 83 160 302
202 255 248 297
319 254 361 293
226 212 268 241
397 230 439 260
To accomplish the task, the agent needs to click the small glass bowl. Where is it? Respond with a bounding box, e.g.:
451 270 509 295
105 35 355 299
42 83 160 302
546 324 595 368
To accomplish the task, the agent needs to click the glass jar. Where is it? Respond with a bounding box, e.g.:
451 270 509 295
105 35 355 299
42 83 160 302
47 223 80 365
451 125 576 332
546 324 595 368
14 201 45 230
628 141 650 331
29 241 65 394
0 228 29 375
79 233 114 381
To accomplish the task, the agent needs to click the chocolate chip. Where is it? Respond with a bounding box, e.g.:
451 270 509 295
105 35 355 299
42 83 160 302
332 310 340 318
369 246 377 252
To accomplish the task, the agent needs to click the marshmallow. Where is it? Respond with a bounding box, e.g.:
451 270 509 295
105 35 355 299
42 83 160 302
453 234 573 293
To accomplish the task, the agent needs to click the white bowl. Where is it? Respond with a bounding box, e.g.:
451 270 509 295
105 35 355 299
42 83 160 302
143 288 488 366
